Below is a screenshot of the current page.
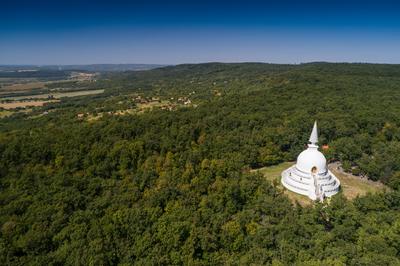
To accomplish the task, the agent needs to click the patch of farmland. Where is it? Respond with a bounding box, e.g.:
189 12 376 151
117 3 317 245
0 81 46 94
0 89 104 101
0 100 60 109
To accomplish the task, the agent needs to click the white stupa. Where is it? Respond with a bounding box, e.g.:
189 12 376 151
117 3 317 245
281 121 340 201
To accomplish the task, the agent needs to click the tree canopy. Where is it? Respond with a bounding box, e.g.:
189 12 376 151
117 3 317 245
1 62 400 265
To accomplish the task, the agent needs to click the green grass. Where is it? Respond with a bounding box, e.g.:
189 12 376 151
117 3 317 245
252 162 313 206
329 166 387 199
255 162 293 180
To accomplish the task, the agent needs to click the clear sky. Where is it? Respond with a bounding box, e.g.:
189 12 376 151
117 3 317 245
1 0 400 65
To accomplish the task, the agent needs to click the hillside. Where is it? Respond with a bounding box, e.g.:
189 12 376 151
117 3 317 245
0 63 400 265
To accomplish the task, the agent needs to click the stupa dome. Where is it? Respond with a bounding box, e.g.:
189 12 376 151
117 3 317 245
296 148 327 174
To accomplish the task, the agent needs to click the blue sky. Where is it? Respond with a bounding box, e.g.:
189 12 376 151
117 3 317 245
1 0 400 64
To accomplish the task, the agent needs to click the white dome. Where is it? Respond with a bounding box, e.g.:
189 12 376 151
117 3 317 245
296 147 327 174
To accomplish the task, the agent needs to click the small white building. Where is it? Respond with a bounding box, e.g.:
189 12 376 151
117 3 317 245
281 121 340 201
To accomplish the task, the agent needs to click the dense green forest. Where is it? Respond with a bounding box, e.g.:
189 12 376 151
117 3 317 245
1 63 400 265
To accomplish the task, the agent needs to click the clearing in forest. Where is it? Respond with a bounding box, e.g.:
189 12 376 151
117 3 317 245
252 161 388 206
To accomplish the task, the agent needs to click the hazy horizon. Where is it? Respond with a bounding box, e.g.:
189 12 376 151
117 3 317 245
4 61 400 67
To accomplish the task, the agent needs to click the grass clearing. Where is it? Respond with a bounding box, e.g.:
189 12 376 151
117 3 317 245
252 161 388 206
137 100 171 111
251 162 313 206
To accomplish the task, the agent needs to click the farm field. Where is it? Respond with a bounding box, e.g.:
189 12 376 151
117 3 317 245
0 89 104 101
0 81 46 94
0 100 60 109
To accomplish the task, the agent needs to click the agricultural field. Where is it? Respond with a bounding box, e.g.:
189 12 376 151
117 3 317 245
0 100 60 110
0 81 46 94
0 71 104 115
0 89 104 101
0 70 100 115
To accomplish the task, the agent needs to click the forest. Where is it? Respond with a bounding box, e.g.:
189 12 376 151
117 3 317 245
0 62 400 265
